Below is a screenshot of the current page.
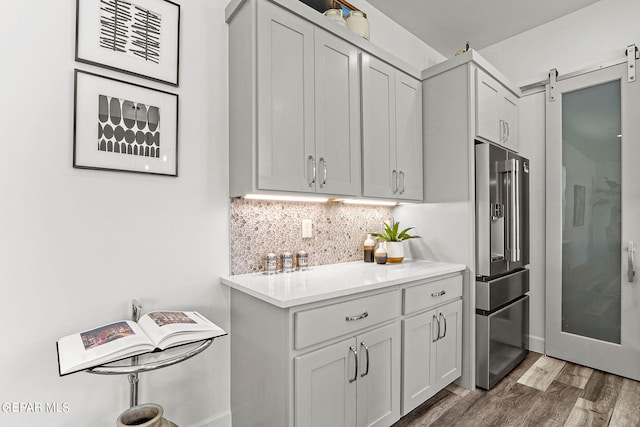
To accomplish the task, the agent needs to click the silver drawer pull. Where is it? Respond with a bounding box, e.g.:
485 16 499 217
346 311 369 321
431 290 446 297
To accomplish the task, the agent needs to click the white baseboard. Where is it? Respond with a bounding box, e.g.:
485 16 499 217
529 334 545 354
187 410 231 427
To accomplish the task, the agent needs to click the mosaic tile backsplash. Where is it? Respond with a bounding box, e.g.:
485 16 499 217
229 198 393 275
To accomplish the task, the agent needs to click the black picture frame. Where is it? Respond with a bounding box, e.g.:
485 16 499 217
73 69 179 176
75 0 180 86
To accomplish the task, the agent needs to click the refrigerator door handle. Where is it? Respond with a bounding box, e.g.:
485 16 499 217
510 159 521 263
501 159 521 262
500 159 521 263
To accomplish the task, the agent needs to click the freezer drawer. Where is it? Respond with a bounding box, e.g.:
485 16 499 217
476 269 529 312
476 295 529 390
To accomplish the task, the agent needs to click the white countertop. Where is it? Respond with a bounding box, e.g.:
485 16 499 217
221 259 466 308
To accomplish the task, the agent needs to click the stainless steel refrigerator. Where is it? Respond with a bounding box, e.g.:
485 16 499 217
475 142 530 390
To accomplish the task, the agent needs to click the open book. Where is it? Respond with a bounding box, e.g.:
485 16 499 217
57 311 226 376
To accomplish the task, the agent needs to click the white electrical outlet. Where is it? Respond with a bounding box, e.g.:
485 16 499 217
302 219 313 238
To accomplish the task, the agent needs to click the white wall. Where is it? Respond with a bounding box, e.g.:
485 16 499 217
515 93 547 352
477 0 640 352
0 1 231 426
480 0 640 87
0 0 441 426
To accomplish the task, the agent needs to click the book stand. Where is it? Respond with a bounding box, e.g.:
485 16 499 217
85 300 214 407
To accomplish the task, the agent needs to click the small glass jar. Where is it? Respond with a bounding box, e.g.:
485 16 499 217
263 253 277 274
281 252 294 273
296 250 309 271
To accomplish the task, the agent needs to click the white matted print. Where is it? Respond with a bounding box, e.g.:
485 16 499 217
76 0 180 86
73 70 178 176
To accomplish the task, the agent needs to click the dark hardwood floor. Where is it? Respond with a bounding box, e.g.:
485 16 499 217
393 352 640 427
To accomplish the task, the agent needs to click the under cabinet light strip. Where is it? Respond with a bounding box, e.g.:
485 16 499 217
342 199 398 206
243 194 400 206
243 194 329 203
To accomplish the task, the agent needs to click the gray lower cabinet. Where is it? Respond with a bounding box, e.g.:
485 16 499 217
229 272 462 427
295 322 400 427
401 280 463 415
228 0 360 197
434 300 463 388
362 54 423 202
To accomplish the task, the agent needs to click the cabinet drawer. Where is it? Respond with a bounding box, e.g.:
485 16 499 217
295 290 400 349
403 275 462 315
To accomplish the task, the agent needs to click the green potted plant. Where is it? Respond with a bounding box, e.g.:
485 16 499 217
371 220 421 263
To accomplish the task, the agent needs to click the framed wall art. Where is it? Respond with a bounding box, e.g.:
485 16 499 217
73 70 178 176
76 0 180 86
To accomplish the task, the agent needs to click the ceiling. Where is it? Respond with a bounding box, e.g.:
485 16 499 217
365 0 603 57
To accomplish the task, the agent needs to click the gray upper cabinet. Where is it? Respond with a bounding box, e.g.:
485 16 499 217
475 67 519 152
422 51 521 203
229 0 360 197
362 54 423 202
395 72 424 201
257 0 315 193
314 29 361 196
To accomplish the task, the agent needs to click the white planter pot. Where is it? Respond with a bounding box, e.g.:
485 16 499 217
385 241 405 263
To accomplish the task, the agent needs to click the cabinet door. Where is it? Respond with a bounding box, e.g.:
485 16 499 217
314 29 361 196
395 72 423 201
356 322 401 427
257 1 315 192
295 337 357 427
501 91 519 152
401 309 437 415
475 68 501 144
362 54 396 199
434 299 463 389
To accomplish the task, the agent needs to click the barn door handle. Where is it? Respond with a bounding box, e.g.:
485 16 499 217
628 241 636 283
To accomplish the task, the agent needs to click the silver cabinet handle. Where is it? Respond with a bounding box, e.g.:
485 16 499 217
499 119 505 143
431 290 446 297
360 342 370 377
399 171 406 194
628 241 636 282
392 169 398 194
308 155 316 187
439 313 447 339
320 157 327 187
349 346 358 383
346 311 368 321
432 315 440 342
505 122 510 142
